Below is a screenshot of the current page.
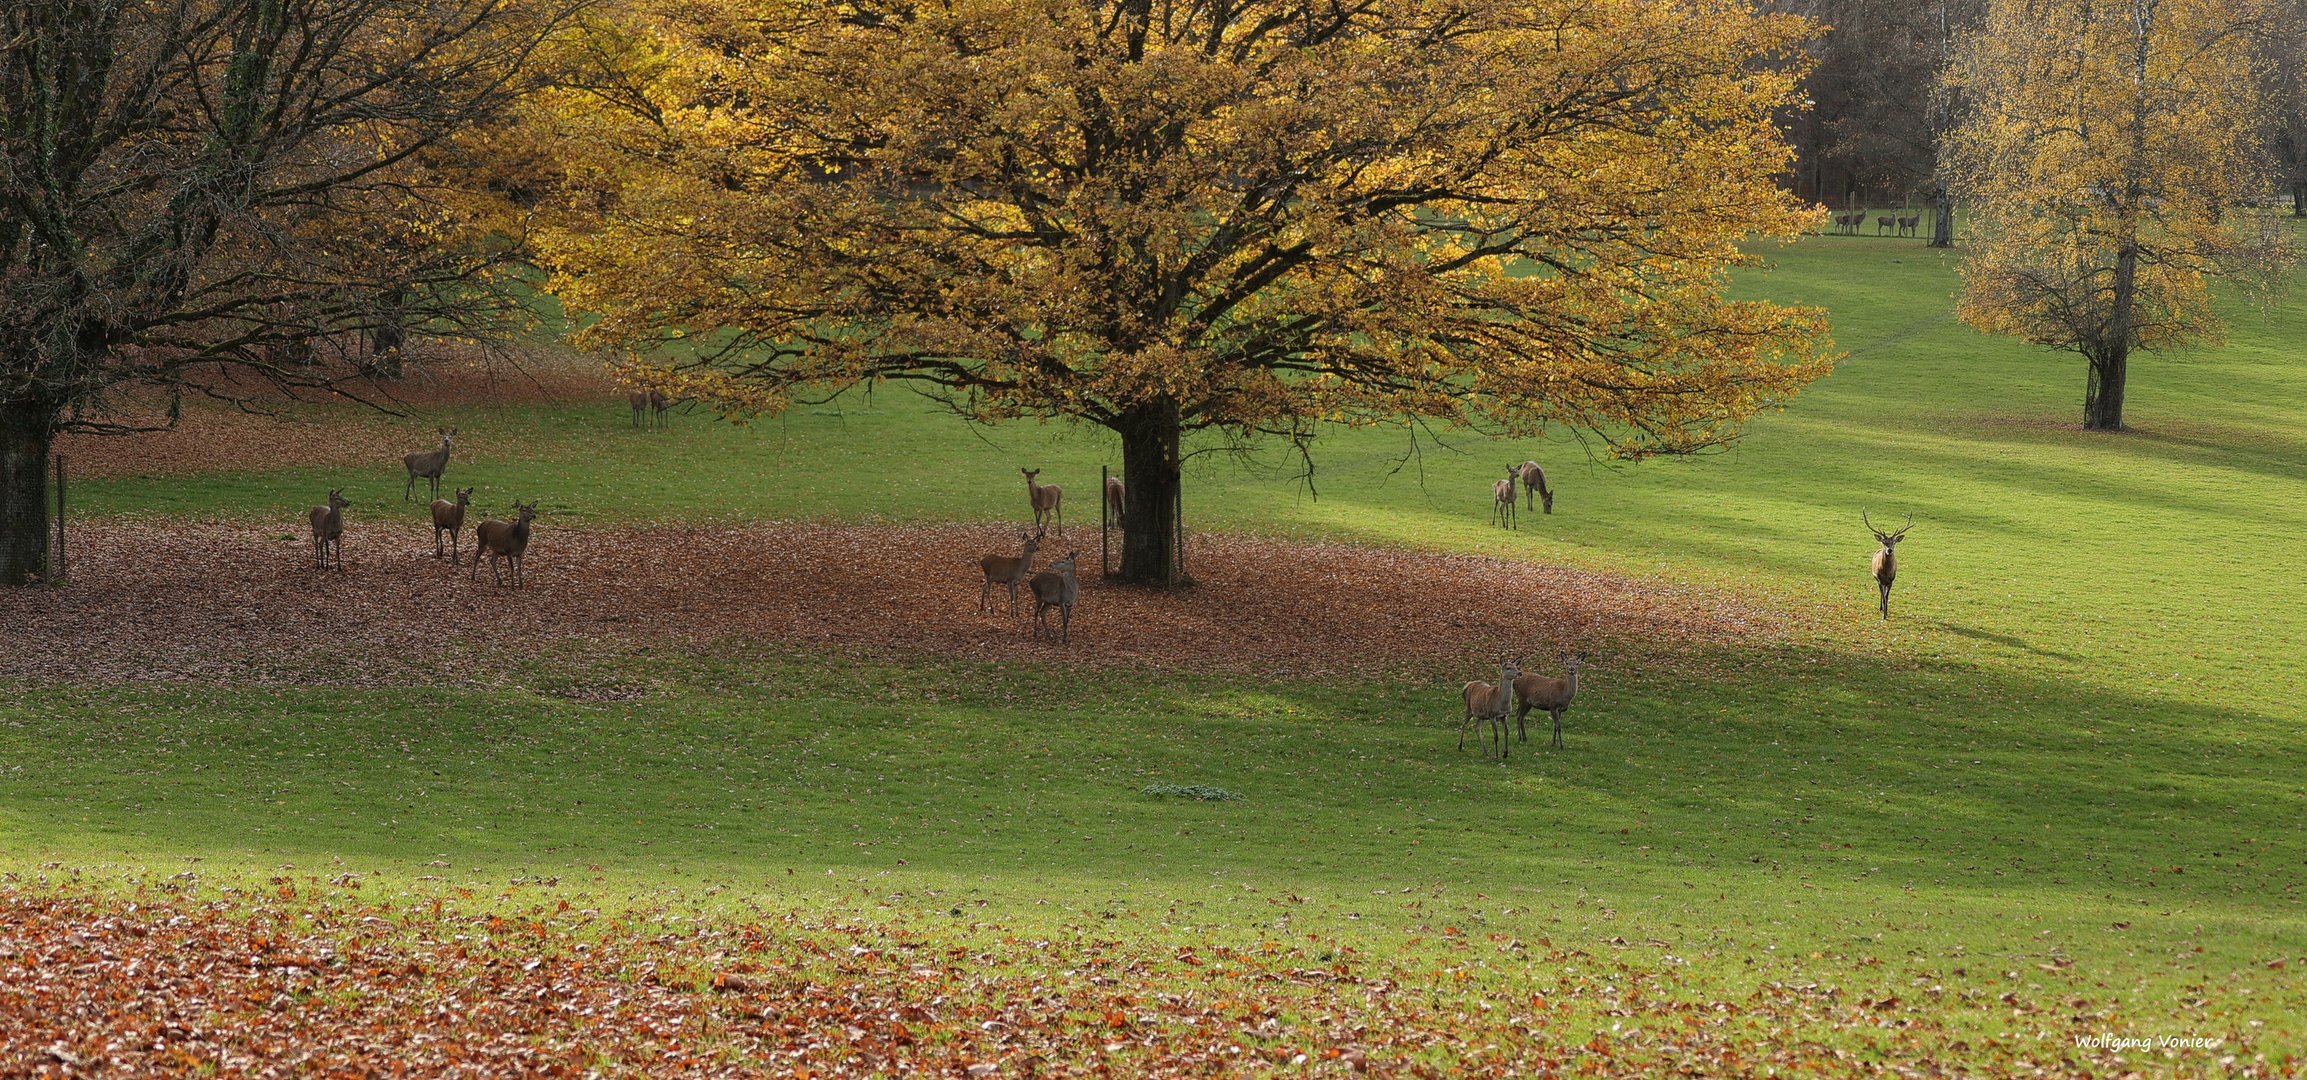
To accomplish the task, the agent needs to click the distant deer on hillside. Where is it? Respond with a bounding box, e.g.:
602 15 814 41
627 390 673 429
1865 510 1914 619
403 427 455 501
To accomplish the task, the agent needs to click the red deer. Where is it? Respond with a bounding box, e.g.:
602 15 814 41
472 501 538 587
1491 467 1517 529
1865 510 1914 619
1517 460 1554 514
1028 550 1081 643
627 390 671 429
1104 475 1126 527
1458 657 1521 760
1022 468 1063 534
431 487 473 564
1875 214 1895 235
402 427 456 501
1512 654 1585 750
978 528 1045 615
308 488 350 571
1896 214 1920 238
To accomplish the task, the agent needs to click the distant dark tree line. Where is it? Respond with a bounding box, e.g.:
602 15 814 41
1776 0 2307 225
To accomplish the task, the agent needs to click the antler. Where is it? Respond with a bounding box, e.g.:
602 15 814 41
1892 512 1914 539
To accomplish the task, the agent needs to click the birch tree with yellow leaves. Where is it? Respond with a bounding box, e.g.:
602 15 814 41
533 0 1836 584
1944 0 2295 431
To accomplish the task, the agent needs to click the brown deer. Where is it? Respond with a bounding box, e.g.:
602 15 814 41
1022 468 1063 534
1865 510 1914 619
1104 475 1127 527
1834 210 1865 234
308 488 350 571
978 528 1044 615
1896 214 1920 238
1491 467 1517 529
1512 654 1584 750
1875 214 1895 235
430 486 474 564
1029 550 1081 643
1517 460 1554 514
627 390 672 429
1458 657 1521 760
402 427 456 501
472 500 537 587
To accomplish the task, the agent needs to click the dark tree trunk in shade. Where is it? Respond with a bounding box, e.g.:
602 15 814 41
1114 397 1185 586
0 396 57 585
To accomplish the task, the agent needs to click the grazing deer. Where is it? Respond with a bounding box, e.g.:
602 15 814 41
1104 475 1127 527
1876 214 1894 235
1022 468 1063 534
1896 214 1920 238
1865 510 1914 619
1491 467 1518 529
1513 654 1585 750
471 500 538 587
1029 550 1081 643
431 486 474 564
1458 657 1522 760
979 528 1044 615
308 488 350 571
403 427 456 501
1517 460 1554 514
627 390 672 429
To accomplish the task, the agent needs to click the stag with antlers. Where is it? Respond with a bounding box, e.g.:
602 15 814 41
1865 510 1914 619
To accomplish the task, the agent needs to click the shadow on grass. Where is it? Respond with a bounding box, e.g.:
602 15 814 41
3 643 2300 946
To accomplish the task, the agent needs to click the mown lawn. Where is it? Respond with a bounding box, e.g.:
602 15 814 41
8 232 2306 1071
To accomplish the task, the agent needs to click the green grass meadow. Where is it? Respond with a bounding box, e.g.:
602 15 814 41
9 233 2307 1060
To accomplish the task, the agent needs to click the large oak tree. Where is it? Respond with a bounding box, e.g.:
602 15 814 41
0 0 579 586
1944 0 2295 431
534 0 1837 584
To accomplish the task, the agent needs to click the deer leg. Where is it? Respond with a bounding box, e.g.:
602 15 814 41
1515 701 1529 743
405 473 416 500
1553 708 1565 749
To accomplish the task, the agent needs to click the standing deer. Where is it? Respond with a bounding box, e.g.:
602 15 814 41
627 390 671 429
431 486 474 564
1517 460 1554 514
978 528 1044 615
1028 550 1081 643
472 500 538 587
1022 468 1063 534
1513 654 1584 750
403 427 456 501
1876 214 1895 235
1491 467 1517 529
1458 657 1522 760
1865 510 1914 619
308 488 350 571
1104 475 1127 527
1834 210 1865 234
1896 214 1920 238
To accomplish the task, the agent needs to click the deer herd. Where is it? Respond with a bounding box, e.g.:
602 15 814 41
315 411 1914 762
301 426 541 587
1829 209 1923 238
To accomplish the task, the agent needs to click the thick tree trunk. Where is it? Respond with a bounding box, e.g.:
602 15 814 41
2083 345 2128 430
0 397 58 586
1114 398 1184 586
1929 191 1955 248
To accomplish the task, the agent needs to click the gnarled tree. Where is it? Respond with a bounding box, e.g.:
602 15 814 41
0 0 580 586
1944 0 2295 431
534 0 1837 584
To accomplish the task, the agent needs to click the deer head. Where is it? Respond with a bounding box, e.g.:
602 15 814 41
1864 509 1913 551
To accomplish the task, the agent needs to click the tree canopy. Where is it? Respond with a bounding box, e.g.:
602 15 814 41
0 0 581 586
1943 0 2295 431
532 0 1837 583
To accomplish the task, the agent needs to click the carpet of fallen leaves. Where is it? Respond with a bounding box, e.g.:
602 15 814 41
53 348 616 480
4 518 1800 687
4 887 2278 1079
